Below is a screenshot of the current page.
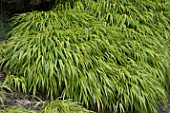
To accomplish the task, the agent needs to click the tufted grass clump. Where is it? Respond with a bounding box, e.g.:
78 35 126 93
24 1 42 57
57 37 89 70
0 106 37 113
74 0 170 87
0 8 169 113
0 99 91 113
40 99 93 113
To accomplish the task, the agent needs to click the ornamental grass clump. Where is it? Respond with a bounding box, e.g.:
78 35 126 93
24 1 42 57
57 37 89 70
0 99 91 113
0 106 37 113
0 8 169 113
40 99 92 113
75 0 170 86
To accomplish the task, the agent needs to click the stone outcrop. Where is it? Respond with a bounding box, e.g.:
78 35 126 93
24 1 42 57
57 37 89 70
0 0 49 18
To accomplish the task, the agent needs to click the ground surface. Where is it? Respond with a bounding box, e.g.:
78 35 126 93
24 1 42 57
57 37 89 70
159 94 170 113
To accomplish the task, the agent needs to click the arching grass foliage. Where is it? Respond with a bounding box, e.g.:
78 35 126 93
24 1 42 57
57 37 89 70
0 42 3 61
0 99 91 113
73 0 170 87
0 0 170 113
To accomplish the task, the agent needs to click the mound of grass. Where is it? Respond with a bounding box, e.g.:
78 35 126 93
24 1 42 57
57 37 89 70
0 106 37 113
0 8 169 113
0 99 91 113
40 99 92 113
74 0 170 86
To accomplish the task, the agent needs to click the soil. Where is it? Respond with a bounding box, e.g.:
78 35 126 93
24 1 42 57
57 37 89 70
0 92 41 110
0 73 43 111
158 95 170 113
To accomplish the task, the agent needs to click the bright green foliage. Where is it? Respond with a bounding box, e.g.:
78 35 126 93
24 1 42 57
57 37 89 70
74 0 170 85
0 44 4 104
75 0 170 73
41 99 93 113
0 42 3 61
0 9 169 113
0 99 91 113
0 78 12 105
0 106 37 113
0 0 170 113
75 0 170 28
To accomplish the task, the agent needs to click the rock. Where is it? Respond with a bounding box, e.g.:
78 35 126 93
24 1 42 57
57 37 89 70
1 0 25 14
